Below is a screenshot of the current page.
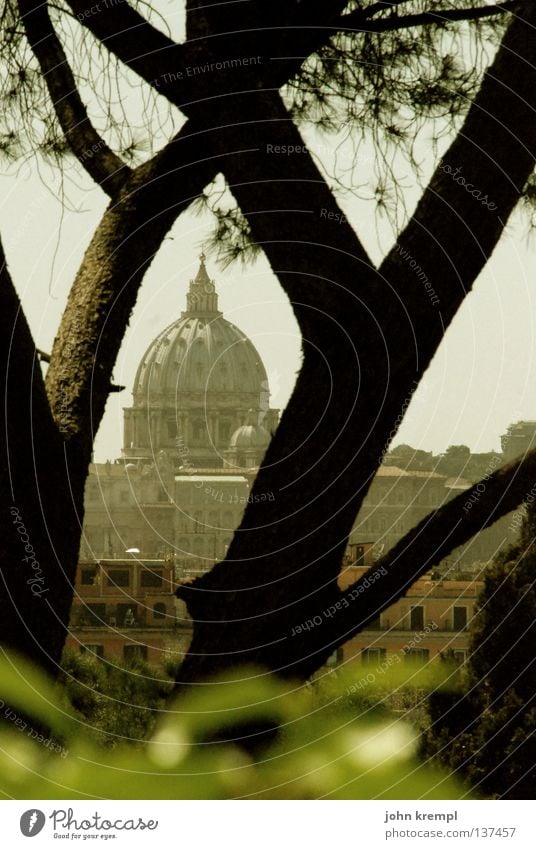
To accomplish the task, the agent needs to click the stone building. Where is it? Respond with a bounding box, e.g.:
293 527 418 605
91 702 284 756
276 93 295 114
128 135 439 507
122 252 277 470
80 254 279 574
501 420 536 461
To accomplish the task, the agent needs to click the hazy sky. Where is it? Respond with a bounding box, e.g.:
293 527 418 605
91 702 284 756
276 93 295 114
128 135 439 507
1 103 535 462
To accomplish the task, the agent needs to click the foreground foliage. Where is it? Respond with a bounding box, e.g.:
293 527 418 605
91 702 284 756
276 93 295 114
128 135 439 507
0 652 465 799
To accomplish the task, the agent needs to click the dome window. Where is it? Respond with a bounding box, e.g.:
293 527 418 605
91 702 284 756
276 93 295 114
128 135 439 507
219 422 231 442
192 419 205 443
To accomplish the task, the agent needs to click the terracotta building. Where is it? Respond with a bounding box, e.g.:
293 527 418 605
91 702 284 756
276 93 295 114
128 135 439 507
338 547 484 666
65 558 186 664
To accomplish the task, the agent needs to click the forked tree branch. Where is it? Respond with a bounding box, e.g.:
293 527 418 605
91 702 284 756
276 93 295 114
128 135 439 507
65 0 516 111
18 0 130 195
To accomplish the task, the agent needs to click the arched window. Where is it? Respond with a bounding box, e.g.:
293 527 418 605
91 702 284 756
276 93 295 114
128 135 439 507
154 603 166 620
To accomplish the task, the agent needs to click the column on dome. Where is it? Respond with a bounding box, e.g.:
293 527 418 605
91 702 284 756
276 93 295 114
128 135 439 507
123 408 133 450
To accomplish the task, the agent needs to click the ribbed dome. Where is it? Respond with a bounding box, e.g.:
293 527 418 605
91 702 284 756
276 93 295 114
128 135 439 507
230 423 271 450
133 256 268 404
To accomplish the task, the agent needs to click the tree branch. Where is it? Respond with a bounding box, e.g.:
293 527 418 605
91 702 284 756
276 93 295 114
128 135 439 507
18 0 130 195
44 118 225 448
64 0 191 88
310 447 536 671
380 0 536 364
0 238 82 672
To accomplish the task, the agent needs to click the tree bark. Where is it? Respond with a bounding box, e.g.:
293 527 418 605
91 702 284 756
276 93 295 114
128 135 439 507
0 240 84 675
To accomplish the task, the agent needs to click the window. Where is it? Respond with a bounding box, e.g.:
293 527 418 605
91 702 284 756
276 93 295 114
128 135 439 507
80 644 104 658
83 603 106 626
141 570 163 588
154 603 166 620
453 606 468 630
117 604 138 626
106 570 130 587
452 650 467 665
192 419 205 443
123 644 148 661
167 420 177 439
353 545 365 566
367 614 382 630
410 605 424 630
81 568 97 586
362 647 386 664
119 490 129 503
326 648 344 667
404 648 429 663
219 422 231 443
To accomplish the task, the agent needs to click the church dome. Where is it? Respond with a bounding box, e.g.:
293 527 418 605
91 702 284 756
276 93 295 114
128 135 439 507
122 254 278 469
229 422 271 450
133 254 268 404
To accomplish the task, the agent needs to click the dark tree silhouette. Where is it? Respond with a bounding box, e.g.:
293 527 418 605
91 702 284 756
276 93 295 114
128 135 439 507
1 0 535 687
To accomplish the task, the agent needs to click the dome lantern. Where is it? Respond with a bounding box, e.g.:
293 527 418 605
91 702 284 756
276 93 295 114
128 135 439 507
184 252 220 316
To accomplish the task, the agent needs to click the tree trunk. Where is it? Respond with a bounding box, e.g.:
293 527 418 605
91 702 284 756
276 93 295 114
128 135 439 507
0 242 85 674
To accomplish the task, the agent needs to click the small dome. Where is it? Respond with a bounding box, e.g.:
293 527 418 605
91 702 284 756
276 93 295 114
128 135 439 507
230 423 271 450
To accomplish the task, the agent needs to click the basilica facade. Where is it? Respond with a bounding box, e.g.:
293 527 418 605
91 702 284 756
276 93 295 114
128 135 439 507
81 255 280 575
